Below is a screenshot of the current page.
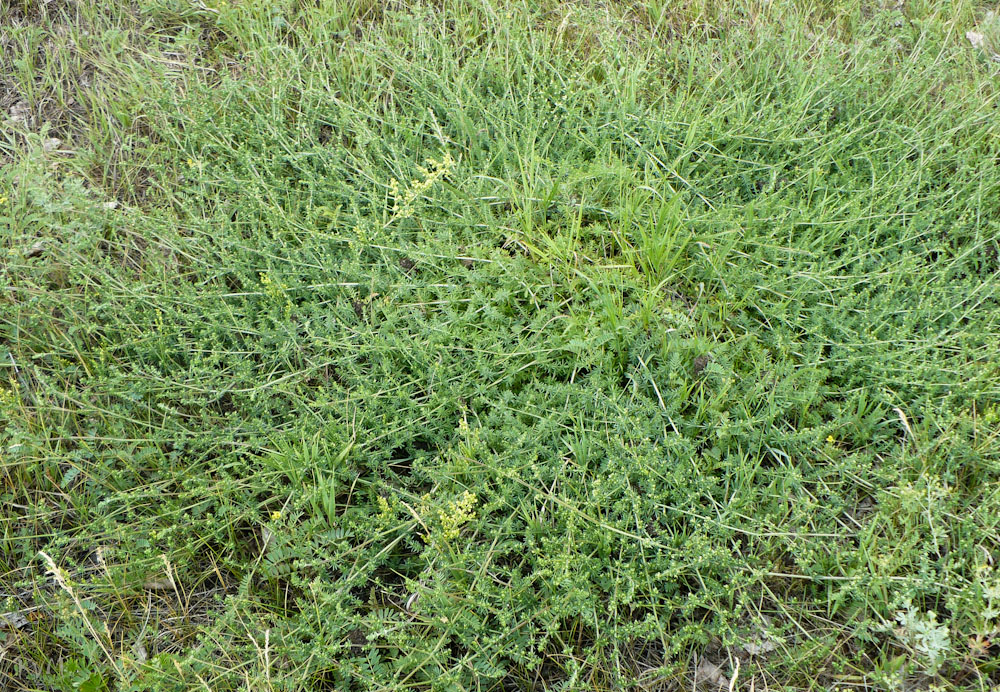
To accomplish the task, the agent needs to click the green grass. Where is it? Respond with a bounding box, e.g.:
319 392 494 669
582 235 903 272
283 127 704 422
2 0 1000 689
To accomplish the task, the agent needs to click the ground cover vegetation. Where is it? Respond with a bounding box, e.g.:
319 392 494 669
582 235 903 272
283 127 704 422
2 0 1000 689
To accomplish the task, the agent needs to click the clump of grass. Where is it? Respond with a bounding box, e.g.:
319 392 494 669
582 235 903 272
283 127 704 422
2 0 1000 690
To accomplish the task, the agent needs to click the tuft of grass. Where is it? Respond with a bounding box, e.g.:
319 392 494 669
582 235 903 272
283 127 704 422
2 0 1000 689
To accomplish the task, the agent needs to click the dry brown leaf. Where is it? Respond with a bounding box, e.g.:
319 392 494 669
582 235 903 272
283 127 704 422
0 611 29 630
695 657 730 690
8 101 30 125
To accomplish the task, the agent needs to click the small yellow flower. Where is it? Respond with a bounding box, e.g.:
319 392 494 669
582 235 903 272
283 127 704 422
270 510 282 521
437 491 477 541
0 195 8 204
826 435 836 444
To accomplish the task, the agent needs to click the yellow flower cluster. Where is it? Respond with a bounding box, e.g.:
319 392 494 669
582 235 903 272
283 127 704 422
438 490 476 540
0 379 20 410
376 495 392 520
387 152 455 223
420 489 477 543
260 272 293 318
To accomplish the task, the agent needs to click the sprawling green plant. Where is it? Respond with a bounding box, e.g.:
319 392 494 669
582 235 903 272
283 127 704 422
2 0 999 689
